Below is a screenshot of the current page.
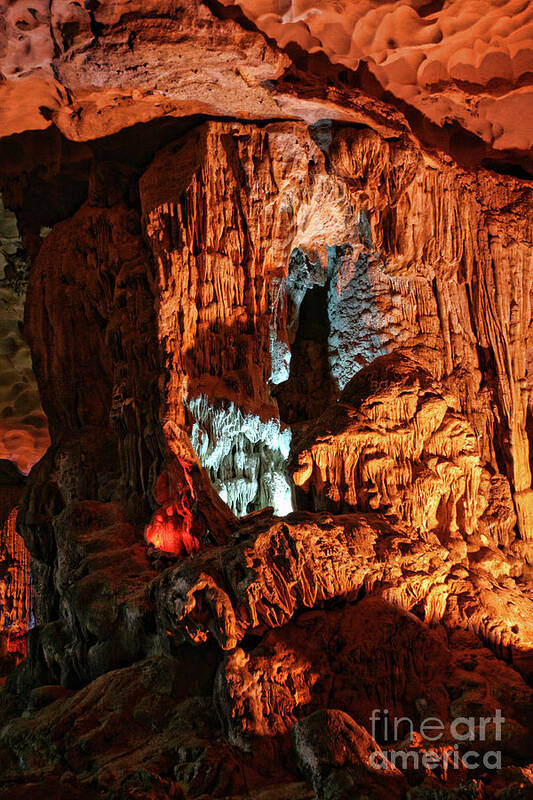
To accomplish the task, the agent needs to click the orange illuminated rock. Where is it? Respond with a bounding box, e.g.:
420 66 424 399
1 0 531 177
139 121 533 546
220 0 533 154
217 596 533 758
291 351 516 543
0 509 29 658
155 510 533 680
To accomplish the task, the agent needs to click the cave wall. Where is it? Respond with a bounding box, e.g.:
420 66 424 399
1 0 532 174
1 3 533 795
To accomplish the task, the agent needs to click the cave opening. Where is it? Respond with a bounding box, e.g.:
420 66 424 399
274 279 336 427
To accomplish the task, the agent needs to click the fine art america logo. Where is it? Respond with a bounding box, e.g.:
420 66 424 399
369 709 505 774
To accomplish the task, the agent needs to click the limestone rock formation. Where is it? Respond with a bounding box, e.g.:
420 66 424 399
0 113 531 798
0 3 532 798
220 0 533 154
0 461 32 677
291 351 517 542
217 597 533 756
1 0 532 174
156 510 533 677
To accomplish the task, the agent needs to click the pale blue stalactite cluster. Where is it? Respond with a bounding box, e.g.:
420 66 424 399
186 394 293 517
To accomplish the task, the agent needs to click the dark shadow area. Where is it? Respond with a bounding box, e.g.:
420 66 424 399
274 282 337 426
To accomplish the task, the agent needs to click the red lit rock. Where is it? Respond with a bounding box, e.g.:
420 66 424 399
0 461 32 675
146 503 199 556
145 467 201 556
